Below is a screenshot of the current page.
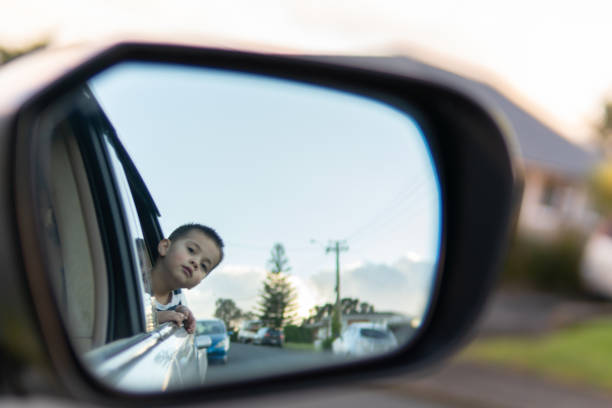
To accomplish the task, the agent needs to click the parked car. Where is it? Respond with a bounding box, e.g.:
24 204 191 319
581 218 612 298
237 320 263 343
196 319 230 364
332 323 398 357
253 327 284 347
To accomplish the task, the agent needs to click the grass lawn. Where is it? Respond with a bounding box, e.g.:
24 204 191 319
284 342 316 351
458 317 612 391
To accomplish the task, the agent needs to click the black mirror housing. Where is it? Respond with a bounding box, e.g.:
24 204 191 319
0 41 522 404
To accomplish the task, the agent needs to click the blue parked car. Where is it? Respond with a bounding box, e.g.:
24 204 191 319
196 319 230 364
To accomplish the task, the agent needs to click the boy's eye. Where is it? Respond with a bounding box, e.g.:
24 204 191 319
201 264 207 272
187 247 194 253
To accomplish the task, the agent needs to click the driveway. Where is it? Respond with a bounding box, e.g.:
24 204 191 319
477 288 612 336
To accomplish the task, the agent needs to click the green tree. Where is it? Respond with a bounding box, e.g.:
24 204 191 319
341 298 360 314
268 242 291 274
257 243 298 328
595 100 612 157
214 298 243 332
283 324 314 343
588 99 612 216
359 301 374 314
241 310 257 320
305 298 374 324
588 162 612 215
305 303 333 324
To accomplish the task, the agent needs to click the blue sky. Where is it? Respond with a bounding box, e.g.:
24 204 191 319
90 62 441 319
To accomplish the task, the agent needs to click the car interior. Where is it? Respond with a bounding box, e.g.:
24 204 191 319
38 88 162 355
42 114 109 353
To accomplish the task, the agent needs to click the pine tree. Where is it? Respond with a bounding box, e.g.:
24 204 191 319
257 243 298 328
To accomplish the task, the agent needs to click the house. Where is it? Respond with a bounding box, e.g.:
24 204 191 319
321 55 601 237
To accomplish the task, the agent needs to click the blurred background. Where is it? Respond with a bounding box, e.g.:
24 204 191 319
4 1 612 406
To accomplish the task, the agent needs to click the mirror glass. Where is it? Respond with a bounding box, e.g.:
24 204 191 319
36 61 441 392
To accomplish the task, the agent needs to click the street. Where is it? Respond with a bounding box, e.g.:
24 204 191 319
206 343 345 384
201 290 612 407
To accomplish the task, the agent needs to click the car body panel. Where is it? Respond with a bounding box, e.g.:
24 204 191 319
237 320 262 343
332 323 398 357
253 328 284 347
85 323 205 391
206 334 230 359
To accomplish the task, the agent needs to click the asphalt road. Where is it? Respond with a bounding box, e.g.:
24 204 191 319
205 342 346 385
200 290 612 407
201 342 450 408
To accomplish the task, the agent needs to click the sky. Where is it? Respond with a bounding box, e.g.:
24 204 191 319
1 1 611 145
89 62 441 320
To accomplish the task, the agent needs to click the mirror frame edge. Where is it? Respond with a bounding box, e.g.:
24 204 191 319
5 41 522 404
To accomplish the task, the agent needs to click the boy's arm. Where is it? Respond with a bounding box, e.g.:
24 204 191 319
157 310 188 329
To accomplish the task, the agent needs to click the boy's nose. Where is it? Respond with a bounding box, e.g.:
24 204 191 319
190 260 198 270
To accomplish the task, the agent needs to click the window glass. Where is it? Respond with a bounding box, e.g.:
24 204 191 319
103 135 156 332
541 180 562 208
196 321 225 335
360 328 390 339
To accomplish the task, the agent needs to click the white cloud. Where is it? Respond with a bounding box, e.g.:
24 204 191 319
404 251 423 263
183 264 266 319
288 274 329 319
184 256 436 321
307 256 436 317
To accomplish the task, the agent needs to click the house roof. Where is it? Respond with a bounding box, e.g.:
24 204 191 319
312 55 600 179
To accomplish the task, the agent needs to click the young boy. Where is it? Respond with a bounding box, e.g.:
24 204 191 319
150 223 224 333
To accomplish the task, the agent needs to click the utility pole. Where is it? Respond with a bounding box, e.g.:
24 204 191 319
326 240 348 338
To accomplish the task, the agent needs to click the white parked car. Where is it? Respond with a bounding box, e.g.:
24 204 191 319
237 320 262 343
332 323 398 357
581 220 612 297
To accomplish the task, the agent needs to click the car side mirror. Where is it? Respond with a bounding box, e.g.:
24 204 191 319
196 335 212 350
1 41 521 404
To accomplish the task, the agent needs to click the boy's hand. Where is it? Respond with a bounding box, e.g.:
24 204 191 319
175 305 196 334
157 310 187 329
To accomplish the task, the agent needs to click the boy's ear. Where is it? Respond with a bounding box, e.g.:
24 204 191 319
157 239 171 257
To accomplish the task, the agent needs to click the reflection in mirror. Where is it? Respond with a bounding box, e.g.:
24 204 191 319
36 62 441 392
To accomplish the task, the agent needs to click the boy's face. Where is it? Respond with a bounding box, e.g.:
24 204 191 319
157 230 222 290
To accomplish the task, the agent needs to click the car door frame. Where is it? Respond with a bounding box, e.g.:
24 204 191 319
22 84 206 391
76 85 206 390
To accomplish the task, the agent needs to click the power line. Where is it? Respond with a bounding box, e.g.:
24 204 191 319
225 241 320 252
348 193 438 252
344 179 428 243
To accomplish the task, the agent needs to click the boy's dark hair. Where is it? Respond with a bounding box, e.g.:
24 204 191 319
168 223 225 264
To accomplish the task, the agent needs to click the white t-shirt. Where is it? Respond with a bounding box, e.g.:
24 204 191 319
155 289 187 311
